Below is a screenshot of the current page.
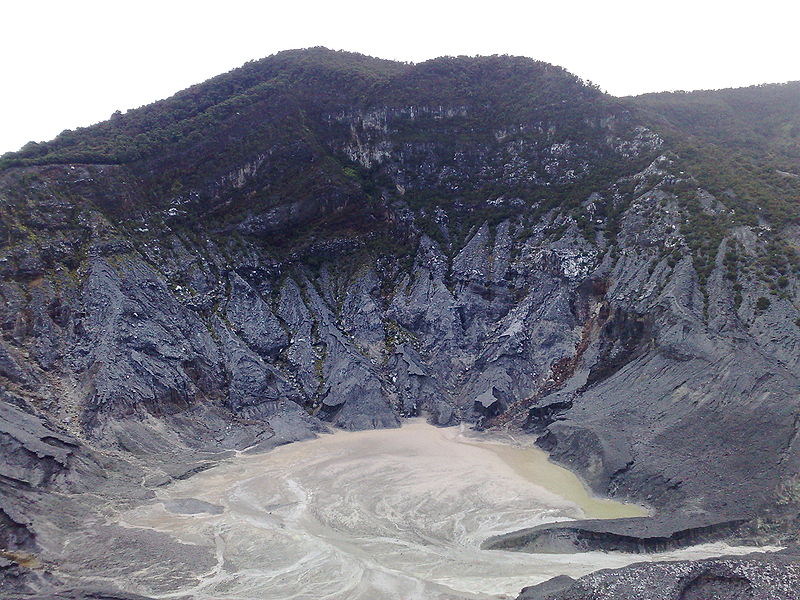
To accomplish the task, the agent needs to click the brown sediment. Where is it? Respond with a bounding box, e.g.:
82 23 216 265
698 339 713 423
0 549 41 569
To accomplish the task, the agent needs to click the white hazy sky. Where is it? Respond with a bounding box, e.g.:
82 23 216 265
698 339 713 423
2 0 799 155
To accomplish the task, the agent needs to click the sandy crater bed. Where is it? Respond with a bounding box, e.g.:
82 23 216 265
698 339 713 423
113 421 766 599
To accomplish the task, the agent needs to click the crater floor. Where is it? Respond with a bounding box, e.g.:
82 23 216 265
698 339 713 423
114 421 767 599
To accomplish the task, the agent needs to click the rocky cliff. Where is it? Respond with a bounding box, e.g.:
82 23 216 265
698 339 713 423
1 48 799 598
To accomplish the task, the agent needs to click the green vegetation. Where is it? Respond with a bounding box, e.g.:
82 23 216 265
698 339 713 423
630 84 800 294
383 319 420 359
678 195 727 286
1 49 649 263
1 48 405 169
2 48 797 286
777 475 800 506
0 50 610 174
630 83 800 229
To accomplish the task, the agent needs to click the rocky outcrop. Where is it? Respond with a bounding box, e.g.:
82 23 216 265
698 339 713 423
519 549 800 600
482 516 749 554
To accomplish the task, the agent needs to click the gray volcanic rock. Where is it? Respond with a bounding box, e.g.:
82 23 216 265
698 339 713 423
517 575 576 600
301 278 399 430
0 400 76 490
75 256 225 423
339 268 386 361
0 400 77 551
224 273 287 358
388 343 452 422
483 516 749 554
212 314 302 419
522 550 800 600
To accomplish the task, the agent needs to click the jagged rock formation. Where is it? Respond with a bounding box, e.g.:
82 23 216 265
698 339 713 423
517 549 800 600
0 48 799 598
